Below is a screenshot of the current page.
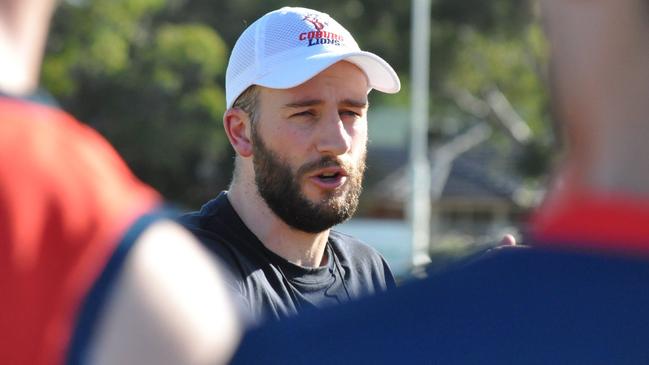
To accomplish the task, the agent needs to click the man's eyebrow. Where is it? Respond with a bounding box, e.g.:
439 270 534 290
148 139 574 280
340 99 369 108
283 99 322 109
282 98 369 109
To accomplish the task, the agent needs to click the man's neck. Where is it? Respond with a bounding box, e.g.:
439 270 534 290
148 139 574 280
227 182 330 268
0 1 54 95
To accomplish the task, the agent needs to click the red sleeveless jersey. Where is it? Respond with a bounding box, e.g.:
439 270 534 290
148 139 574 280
0 97 160 365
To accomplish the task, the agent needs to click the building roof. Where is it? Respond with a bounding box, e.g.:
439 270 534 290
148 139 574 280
364 135 527 211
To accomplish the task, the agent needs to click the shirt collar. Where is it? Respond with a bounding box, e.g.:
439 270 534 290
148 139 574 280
0 88 59 107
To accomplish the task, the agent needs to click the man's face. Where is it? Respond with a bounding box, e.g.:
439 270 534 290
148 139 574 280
251 61 370 233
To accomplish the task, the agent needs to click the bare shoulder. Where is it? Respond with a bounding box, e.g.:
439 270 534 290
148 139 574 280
88 220 241 365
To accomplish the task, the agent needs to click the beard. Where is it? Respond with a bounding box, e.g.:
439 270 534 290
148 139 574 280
251 126 366 233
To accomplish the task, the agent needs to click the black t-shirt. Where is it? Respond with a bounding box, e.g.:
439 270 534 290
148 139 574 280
179 192 396 322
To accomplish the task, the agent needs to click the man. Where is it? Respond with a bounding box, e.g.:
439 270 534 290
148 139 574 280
180 7 400 322
230 0 649 363
0 1 241 364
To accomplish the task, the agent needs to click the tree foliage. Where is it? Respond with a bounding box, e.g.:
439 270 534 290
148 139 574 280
45 0 230 207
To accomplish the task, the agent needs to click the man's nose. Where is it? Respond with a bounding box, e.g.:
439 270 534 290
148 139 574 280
315 111 352 156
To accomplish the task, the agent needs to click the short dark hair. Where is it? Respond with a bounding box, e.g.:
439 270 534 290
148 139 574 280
232 85 260 124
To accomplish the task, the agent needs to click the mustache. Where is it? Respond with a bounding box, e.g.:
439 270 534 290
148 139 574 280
296 156 354 177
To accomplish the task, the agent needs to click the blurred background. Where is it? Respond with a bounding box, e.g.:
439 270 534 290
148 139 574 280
44 0 556 279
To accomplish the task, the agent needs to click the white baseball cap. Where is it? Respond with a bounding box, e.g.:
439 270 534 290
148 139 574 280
225 6 401 108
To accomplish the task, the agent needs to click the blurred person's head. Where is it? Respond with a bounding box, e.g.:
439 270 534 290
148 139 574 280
222 7 400 233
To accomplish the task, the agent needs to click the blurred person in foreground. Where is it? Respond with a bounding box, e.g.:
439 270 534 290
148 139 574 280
0 0 241 364
230 0 649 363
180 7 400 322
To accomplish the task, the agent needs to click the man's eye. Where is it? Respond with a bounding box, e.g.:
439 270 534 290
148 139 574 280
341 110 361 118
292 111 315 118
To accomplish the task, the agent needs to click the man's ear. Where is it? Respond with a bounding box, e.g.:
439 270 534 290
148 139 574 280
223 108 253 158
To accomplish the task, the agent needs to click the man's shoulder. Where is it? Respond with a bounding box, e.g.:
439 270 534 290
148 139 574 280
178 210 239 260
328 229 394 288
329 229 384 261
177 209 206 232
177 195 265 281
430 244 649 293
177 194 232 242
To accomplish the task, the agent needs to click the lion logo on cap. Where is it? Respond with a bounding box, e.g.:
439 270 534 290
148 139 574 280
303 14 326 31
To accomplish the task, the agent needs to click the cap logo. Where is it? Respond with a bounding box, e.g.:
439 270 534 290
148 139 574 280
298 13 344 47
303 14 325 30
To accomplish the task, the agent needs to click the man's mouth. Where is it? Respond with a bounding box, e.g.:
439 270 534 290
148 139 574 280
309 167 348 189
318 170 341 182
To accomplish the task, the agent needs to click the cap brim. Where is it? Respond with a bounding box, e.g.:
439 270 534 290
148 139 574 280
254 50 401 94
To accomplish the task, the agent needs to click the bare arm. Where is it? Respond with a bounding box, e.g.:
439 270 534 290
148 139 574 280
88 220 242 365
